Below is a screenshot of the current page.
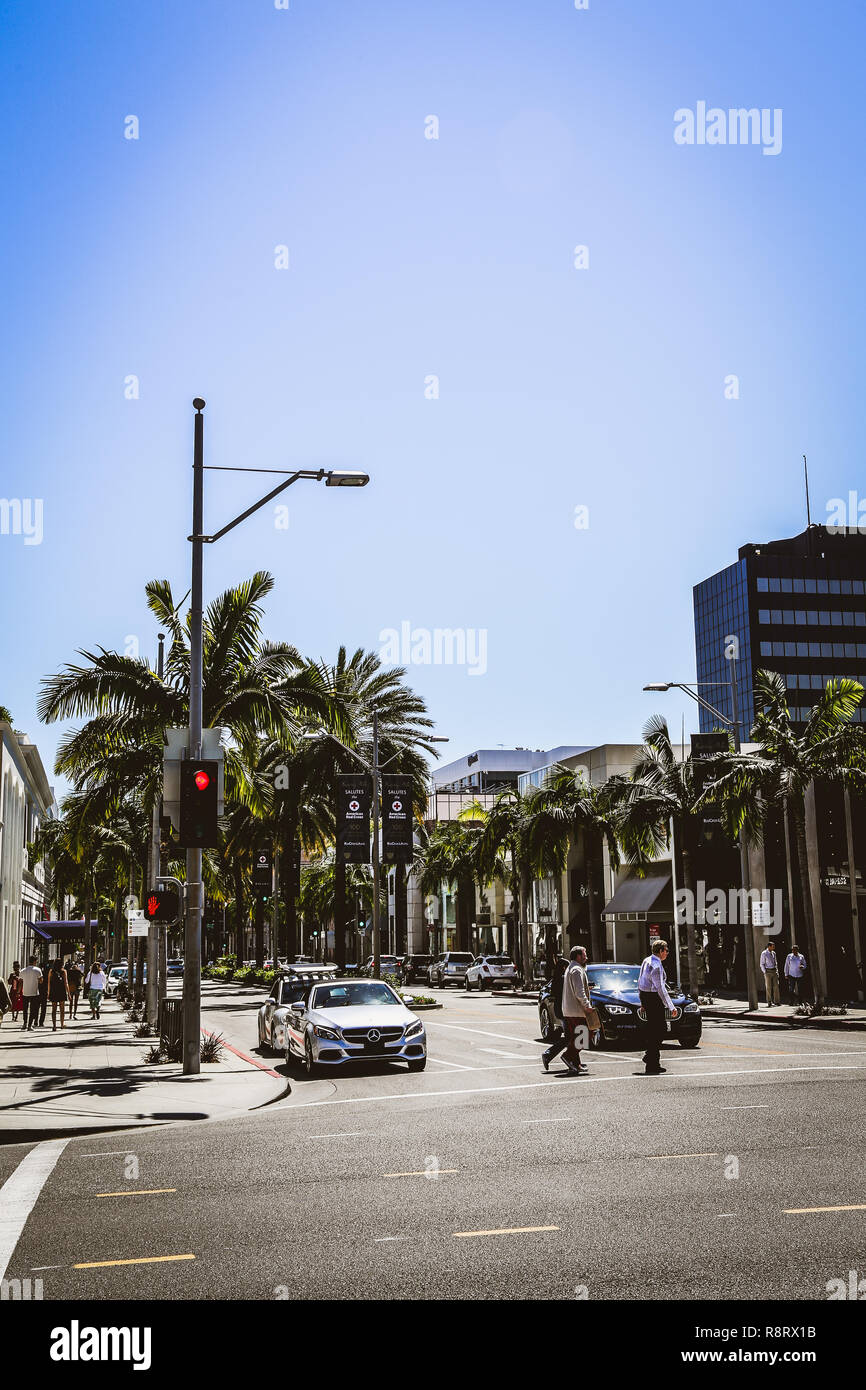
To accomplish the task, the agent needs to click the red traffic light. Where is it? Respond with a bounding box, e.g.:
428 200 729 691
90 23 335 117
194 769 210 791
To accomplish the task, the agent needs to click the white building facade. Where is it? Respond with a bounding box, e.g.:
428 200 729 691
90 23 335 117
0 721 56 979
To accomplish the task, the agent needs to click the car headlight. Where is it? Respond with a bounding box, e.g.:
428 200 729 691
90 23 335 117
313 1025 340 1041
605 1004 632 1016
404 1019 424 1038
683 1002 700 1013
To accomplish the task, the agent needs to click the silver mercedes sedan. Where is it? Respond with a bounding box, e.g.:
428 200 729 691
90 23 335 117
282 977 427 1076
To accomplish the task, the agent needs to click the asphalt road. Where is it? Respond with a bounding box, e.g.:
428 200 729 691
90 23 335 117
4 980 866 1301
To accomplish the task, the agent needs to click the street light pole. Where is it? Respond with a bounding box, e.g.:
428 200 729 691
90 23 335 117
371 709 381 979
183 399 206 1076
146 633 165 1027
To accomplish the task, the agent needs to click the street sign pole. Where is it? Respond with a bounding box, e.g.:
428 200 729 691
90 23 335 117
184 399 206 1076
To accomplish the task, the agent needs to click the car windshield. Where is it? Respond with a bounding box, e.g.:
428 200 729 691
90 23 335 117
109 968 126 979
587 965 641 991
312 981 399 1009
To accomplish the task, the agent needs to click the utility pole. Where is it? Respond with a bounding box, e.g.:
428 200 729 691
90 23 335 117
183 399 206 1076
371 708 381 979
146 633 165 1026
729 655 759 1011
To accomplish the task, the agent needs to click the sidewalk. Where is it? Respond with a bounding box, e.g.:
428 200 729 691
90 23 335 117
698 995 866 1029
0 994 287 1145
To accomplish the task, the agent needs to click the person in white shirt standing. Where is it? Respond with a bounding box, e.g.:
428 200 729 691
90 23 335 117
20 956 43 1032
759 939 781 1007
784 946 807 1004
638 939 675 1075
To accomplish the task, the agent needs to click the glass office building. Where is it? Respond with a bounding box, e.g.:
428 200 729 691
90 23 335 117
694 526 866 738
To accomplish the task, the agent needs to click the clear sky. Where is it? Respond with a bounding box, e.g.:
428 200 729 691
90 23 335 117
2 0 865 795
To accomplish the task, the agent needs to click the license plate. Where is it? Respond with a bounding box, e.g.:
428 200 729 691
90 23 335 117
364 1039 387 1053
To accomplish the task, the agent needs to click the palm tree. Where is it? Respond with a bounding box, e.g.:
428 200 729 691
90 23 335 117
705 671 866 1013
521 766 621 964
413 820 485 952
612 715 723 998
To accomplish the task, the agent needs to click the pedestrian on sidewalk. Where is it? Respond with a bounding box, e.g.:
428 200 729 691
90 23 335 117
49 959 70 1030
760 939 781 1007
37 965 49 1028
65 959 83 1019
541 955 569 1072
0 976 10 1024
84 961 107 1018
561 946 591 1075
784 945 807 1004
8 964 23 1022
20 956 42 1031
638 938 675 1075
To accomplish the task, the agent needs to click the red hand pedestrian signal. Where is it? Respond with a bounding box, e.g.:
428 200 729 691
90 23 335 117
194 769 210 791
148 894 159 917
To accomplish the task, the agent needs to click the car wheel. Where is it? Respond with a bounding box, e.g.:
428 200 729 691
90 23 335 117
539 1007 553 1041
407 1058 426 1073
678 1037 701 1048
304 1034 319 1076
478 976 486 992
465 975 474 991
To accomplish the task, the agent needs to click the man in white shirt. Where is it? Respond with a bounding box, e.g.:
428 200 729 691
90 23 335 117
784 946 807 1004
638 939 675 1075
21 956 42 1032
760 939 781 1007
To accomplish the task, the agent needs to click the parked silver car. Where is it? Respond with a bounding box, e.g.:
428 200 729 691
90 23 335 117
428 951 474 987
282 977 427 1076
465 953 519 991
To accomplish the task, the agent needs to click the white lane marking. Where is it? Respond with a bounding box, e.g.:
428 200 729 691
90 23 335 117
305 1132 371 1140
0 1139 70 1279
426 1056 472 1070
424 1020 547 1048
374 1236 411 1242
720 1104 770 1111
523 1117 575 1124
75 1151 138 1159
480 1048 534 1059
269 1062 864 1112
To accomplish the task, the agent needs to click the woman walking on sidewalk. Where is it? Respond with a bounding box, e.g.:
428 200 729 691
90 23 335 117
8 964 23 1023
84 960 107 1019
65 959 83 1018
49 959 70 1029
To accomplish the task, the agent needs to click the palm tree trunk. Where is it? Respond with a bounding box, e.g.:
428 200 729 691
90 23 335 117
585 846 605 962
334 860 347 969
233 862 245 966
680 836 701 999
254 896 264 968
792 796 824 1012
283 823 298 962
456 876 473 951
395 862 408 956
519 862 533 987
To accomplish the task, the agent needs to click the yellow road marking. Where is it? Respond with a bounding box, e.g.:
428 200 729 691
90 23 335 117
783 1204 866 1215
647 1152 719 1160
383 1169 458 1178
74 1254 195 1269
453 1225 559 1239
96 1189 177 1198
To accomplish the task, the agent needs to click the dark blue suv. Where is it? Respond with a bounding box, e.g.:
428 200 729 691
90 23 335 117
539 962 702 1049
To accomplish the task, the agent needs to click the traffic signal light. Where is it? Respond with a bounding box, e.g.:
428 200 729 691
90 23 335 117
144 889 180 924
179 759 220 848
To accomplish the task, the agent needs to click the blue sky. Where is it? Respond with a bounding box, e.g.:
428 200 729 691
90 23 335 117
2 0 865 794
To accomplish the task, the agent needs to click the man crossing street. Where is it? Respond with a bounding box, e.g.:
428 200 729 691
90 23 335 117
638 938 675 1075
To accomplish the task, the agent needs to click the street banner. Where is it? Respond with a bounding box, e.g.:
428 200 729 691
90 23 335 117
382 773 414 862
252 845 273 897
691 731 728 837
336 773 372 863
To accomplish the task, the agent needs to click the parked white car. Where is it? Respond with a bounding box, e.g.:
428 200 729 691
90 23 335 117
465 954 519 991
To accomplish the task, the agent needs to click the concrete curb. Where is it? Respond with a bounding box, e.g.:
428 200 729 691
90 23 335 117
701 1006 866 1031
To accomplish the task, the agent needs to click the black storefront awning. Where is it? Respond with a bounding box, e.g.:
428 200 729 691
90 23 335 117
24 920 97 941
602 869 672 917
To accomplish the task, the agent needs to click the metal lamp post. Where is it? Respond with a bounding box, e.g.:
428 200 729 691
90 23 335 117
182 399 369 1073
643 672 759 1009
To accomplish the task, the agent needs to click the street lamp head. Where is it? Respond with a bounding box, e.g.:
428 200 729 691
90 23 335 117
192 398 206 412
643 682 672 692
325 470 369 487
